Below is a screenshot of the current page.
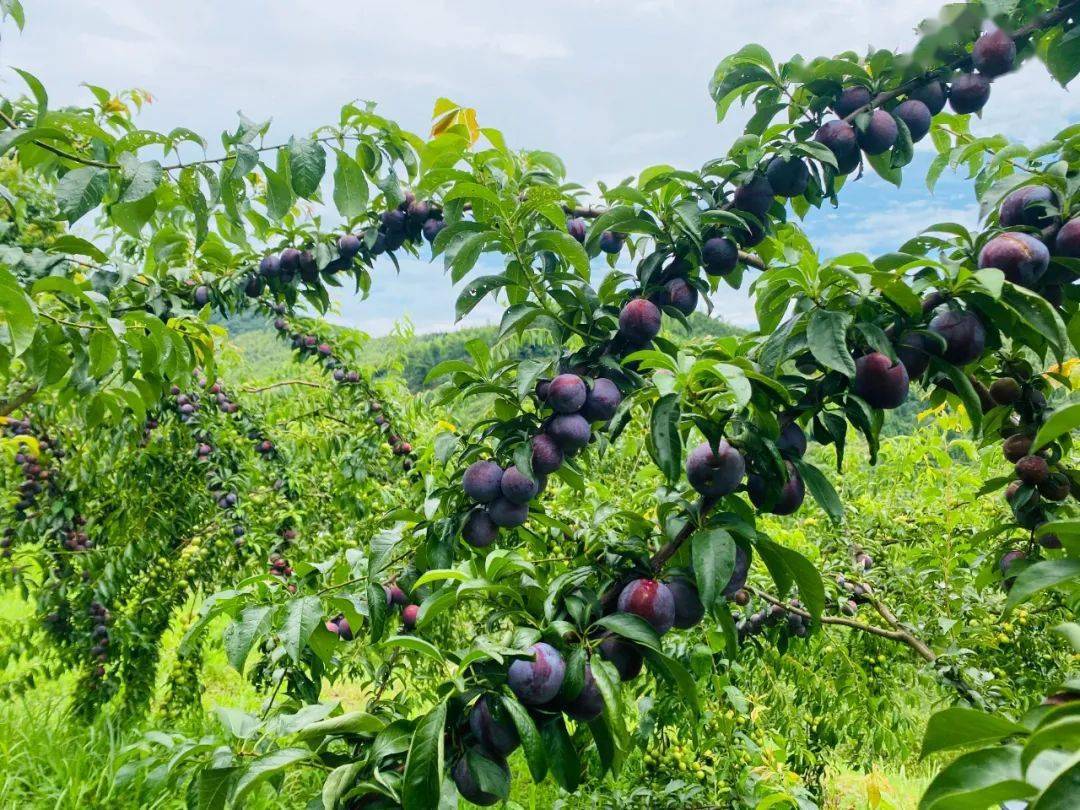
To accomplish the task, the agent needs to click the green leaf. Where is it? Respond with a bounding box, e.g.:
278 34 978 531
118 159 163 203
332 149 367 218
88 330 117 378
56 166 109 223
1005 559 1080 611
500 697 547 782
771 542 824 620
321 763 364 810
1002 283 1069 362
530 230 590 278
198 767 238 810
262 163 295 221
287 137 326 198
919 746 1033 810
231 748 312 804
649 393 681 484
1032 403 1080 452
381 635 445 664
296 711 385 742
540 717 580 792
792 459 843 523
13 68 47 124
807 309 855 377
1021 718 1080 772
931 359 983 436
691 527 736 612
281 596 322 664
402 701 447 810
594 613 661 649
921 707 1029 758
456 274 508 321
1033 756 1080 809
642 648 700 714
0 269 36 356
49 234 109 263
222 605 272 673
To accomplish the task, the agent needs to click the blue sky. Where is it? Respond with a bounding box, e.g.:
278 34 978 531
4 1 1078 334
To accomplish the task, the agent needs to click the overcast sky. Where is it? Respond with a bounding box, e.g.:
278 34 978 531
3 1 1079 335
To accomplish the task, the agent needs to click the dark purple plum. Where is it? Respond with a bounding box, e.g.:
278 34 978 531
381 209 406 234
893 99 932 142
617 579 676 634
661 278 698 315
702 237 738 276
500 466 538 504
949 73 991 114
422 218 445 243
259 254 282 277
747 461 805 515
452 752 509 807
469 696 520 757
338 233 361 259
998 549 1025 587
857 110 898 155
565 665 604 721
685 440 746 497
1016 455 1049 486
777 421 807 458
280 247 302 273
508 642 566 705
929 310 986 365
972 28 1016 78
194 286 211 307
531 434 564 475
765 156 809 198
666 576 705 629
598 637 643 681
1055 218 1080 257
599 231 625 254
244 274 264 297
580 378 622 422
335 616 353 641
547 373 587 413
999 186 1057 229
852 352 910 409
566 217 587 243
722 544 750 597
298 250 318 284
909 80 948 115
546 414 591 454
618 298 662 344
463 461 504 503
978 232 1050 287
488 497 529 528
834 86 871 117
384 584 408 606
732 173 775 219
896 331 935 379
814 120 860 174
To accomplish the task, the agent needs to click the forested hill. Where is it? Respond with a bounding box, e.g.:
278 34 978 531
223 311 744 391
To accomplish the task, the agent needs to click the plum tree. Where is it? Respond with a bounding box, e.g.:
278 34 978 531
851 352 910 410
978 232 1050 287
508 643 565 705
685 440 746 497
928 309 986 365
617 578 676 634
972 28 1017 78
948 73 991 114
